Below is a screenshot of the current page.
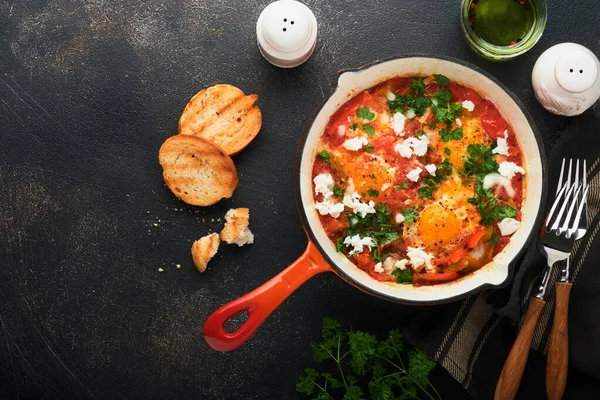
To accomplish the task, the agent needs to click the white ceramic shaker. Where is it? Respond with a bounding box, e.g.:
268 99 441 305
256 0 318 68
532 43 600 116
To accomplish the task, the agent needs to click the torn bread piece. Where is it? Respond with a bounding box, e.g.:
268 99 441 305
191 233 220 273
220 208 254 246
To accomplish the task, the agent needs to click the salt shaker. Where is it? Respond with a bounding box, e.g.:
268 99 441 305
532 43 600 116
256 0 318 68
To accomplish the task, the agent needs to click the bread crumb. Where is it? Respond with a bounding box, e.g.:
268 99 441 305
220 208 254 246
191 233 220 272
176 264 181 269
153 223 158 227
158 268 164 272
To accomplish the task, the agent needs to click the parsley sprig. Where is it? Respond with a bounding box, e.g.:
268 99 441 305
387 78 433 117
462 143 499 176
417 159 453 200
439 127 463 142
468 177 517 225
296 318 440 400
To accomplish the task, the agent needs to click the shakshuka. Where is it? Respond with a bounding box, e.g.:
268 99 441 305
312 74 525 286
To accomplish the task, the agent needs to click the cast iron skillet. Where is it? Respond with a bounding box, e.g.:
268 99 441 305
203 55 547 352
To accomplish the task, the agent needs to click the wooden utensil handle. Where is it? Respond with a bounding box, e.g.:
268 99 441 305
546 282 573 400
495 297 546 400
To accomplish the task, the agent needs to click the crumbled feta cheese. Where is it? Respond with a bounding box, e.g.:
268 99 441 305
404 135 429 156
405 109 416 119
315 198 345 218
462 100 475 112
387 91 396 101
343 136 368 151
392 113 406 136
407 247 435 271
337 125 346 136
374 262 384 273
498 161 525 179
343 234 376 254
483 173 515 198
425 164 437 177
381 183 391 192
343 192 376 218
395 213 406 224
455 118 462 127
406 167 423 182
493 130 510 156
498 218 521 236
313 173 335 196
394 142 413 158
395 259 409 270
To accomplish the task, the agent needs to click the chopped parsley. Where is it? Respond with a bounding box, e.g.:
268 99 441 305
401 206 419 223
433 90 453 107
349 122 359 130
387 94 431 117
444 147 451 155
410 78 426 96
367 188 379 198
392 268 413 284
490 232 500 246
414 130 426 137
319 150 331 164
400 182 409 189
364 144 374 153
428 120 437 129
462 179 473 185
362 124 376 136
434 74 450 87
462 143 499 176
417 158 453 199
439 127 463 142
467 176 518 225
356 106 375 121
332 187 344 197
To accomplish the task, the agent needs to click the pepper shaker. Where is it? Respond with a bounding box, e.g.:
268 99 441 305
532 43 600 116
256 0 318 68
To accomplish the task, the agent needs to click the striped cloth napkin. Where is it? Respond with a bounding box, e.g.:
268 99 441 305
405 111 600 399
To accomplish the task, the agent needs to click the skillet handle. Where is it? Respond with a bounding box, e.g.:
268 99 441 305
203 240 332 352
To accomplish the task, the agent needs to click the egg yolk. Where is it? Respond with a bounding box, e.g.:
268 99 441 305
418 204 461 249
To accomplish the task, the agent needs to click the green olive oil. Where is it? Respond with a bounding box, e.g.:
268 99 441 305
469 0 535 46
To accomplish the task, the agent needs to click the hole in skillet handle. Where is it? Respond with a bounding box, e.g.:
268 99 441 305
224 310 250 333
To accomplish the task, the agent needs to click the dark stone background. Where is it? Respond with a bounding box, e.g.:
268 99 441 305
0 1 597 399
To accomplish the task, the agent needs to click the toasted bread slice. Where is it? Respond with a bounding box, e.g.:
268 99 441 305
191 233 220 273
178 84 262 155
220 208 254 246
159 135 238 206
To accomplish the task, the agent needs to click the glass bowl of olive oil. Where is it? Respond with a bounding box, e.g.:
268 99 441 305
461 0 547 60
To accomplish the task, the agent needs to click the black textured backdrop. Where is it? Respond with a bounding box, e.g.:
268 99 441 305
0 1 598 399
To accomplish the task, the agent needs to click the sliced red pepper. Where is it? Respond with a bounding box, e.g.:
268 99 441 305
467 228 487 249
436 248 468 266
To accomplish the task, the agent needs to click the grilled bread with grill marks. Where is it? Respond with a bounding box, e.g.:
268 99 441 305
158 135 238 206
178 84 262 155
191 233 220 273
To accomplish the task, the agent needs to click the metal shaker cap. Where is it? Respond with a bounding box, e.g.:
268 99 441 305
256 0 318 68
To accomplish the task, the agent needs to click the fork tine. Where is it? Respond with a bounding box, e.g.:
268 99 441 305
546 184 569 228
559 184 583 233
549 183 579 232
566 158 573 194
570 185 590 237
583 159 587 197
556 158 566 196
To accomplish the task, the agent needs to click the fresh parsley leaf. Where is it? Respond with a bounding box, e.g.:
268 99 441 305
462 144 499 176
367 188 379 198
428 120 437 129
401 182 409 189
433 90 452 107
490 232 500 246
444 147 451 155
392 268 413 284
349 122 359 130
408 348 437 385
410 79 426 96
387 94 431 117
462 179 473 185
362 124 376 136
371 173 376 179
333 187 344 197
439 127 463 142
356 106 375 121
402 207 419 223
418 186 434 200
433 74 450 86
319 150 331 164
469 177 518 225
414 130 426 137
364 144 374 153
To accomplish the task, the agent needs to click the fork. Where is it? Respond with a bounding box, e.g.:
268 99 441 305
546 159 589 400
494 158 589 400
